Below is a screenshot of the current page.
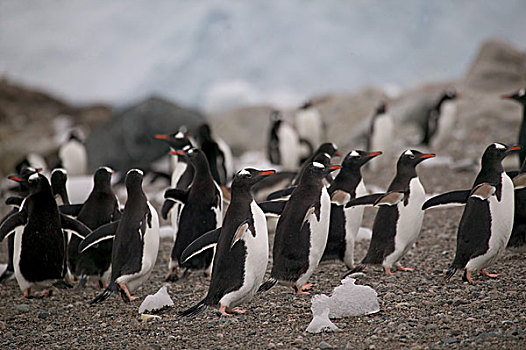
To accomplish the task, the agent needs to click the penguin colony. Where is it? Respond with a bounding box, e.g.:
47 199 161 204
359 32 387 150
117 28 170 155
0 92 525 320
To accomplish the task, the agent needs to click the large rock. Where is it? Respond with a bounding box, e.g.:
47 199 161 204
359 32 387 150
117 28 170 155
464 39 526 93
85 96 206 172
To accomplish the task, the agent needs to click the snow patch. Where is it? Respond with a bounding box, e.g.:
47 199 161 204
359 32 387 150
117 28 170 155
139 286 174 314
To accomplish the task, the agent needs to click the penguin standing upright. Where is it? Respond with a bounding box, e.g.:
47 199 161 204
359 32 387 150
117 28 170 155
345 150 435 275
258 162 340 294
291 143 340 186
50 168 70 206
197 123 233 186
423 143 519 283
295 101 326 153
367 102 394 172
178 168 275 317
421 90 458 147
79 169 159 302
502 89 526 166
155 132 195 242
58 131 88 176
509 159 526 247
61 167 121 287
0 171 90 297
267 111 302 171
164 148 223 281
322 150 382 269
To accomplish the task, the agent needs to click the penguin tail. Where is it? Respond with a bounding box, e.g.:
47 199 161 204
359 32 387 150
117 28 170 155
53 279 73 289
90 282 117 304
444 265 458 281
258 278 277 293
343 264 366 278
178 300 207 317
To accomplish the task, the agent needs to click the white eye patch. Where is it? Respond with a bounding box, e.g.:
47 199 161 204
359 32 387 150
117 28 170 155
350 150 359 157
238 169 250 176
494 143 506 150
29 173 39 181
175 132 185 139
313 162 324 169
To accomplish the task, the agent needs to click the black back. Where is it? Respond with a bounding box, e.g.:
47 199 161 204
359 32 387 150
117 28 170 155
51 168 70 206
172 149 221 270
267 110 283 165
502 89 526 165
367 102 387 150
198 123 227 185
422 90 457 145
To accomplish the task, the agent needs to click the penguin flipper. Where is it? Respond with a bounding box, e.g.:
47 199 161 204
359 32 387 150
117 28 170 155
513 173 526 189
60 213 91 239
79 221 119 253
345 193 385 208
59 204 83 216
230 222 249 248
164 188 188 204
90 282 118 304
0 210 27 241
258 200 287 216
374 192 405 207
266 186 297 201
161 199 176 220
470 183 496 200
422 190 470 210
180 228 221 264
5 196 23 207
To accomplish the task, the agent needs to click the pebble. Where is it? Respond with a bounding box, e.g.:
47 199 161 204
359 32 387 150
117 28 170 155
15 304 30 312
441 338 459 344
0 321 5 330
38 312 51 319
45 325 54 332
268 343 276 349
319 341 333 349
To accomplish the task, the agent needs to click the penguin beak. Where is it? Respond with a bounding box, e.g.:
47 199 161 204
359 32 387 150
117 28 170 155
258 170 276 176
8 176 23 182
501 94 513 100
420 153 436 159
506 145 521 153
36 168 42 173
366 151 382 158
169 150 186 156
329 165 341 172
155 134 170 140
335 152 342 157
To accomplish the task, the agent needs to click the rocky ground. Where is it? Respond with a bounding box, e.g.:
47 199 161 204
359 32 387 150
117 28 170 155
0 161 525 350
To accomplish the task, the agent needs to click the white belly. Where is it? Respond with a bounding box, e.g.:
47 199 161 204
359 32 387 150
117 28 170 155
431 102 456 148
59 141 88 176
342 181 367 267
277 124 301 171
384 178 426 268
220 201 269 308
369 114 394 171
297 188 331 286
466 174 515 271
117 202 160 292
295 109 323 149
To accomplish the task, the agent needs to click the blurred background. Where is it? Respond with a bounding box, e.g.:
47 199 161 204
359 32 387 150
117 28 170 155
0 0 525 179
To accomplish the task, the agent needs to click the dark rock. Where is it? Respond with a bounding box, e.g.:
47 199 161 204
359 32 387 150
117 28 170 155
38 312 51 319
85 96 206 172
440 338 459 344
15 304 30 313
319 340 333 349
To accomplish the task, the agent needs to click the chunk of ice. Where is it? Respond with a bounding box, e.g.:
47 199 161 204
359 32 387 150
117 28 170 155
138 286 174 314
305 295 340 333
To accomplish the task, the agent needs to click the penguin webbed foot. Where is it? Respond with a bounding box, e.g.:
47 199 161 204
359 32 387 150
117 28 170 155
481 269 499 278
118 283 137 302
293 283 312 295
462 270 476 284
395 265 414 272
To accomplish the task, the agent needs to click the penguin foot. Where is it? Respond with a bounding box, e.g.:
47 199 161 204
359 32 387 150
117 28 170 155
98 279 108 289
481 269 499 278
20 288 34 299
346 264 356 270
118 283 137 302
462 270 476 284
293 284 312 295
383 267 396 276
396 265 414 272
40 289 55 297
219 305 233 317
230 308 246 314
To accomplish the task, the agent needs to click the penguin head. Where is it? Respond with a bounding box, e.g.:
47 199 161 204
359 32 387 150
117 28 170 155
302 162 341 181
343 150 382 168
94 166 114 186
376 102 387 115
398 150 435 168
125 169 144 190
155 131 192 150
481 143 521 164
315 143 340 158
502 88 526 105
232 168 276 188
198 123 213 142
26 173 51 194
8 166 42 188
442 89 457 101
51 168 68 188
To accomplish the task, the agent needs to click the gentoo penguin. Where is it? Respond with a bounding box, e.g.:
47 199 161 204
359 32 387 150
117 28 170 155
50 168 70 206
322 150 382 269
421 90 458 147
178 168 276 317
155 132 195 242
61 167 121 287
291 142 340 186
258 162 340 294
197 123 233 186
502 89 526 166
0 171 91 297
345 150 435 275
58 130 88 176
267 110 302 171
295 101 326 154
509 159 526 247
423 143 519 283
367 102 394 172
0 166 42 283
79 169 159 303
164 148 223 281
